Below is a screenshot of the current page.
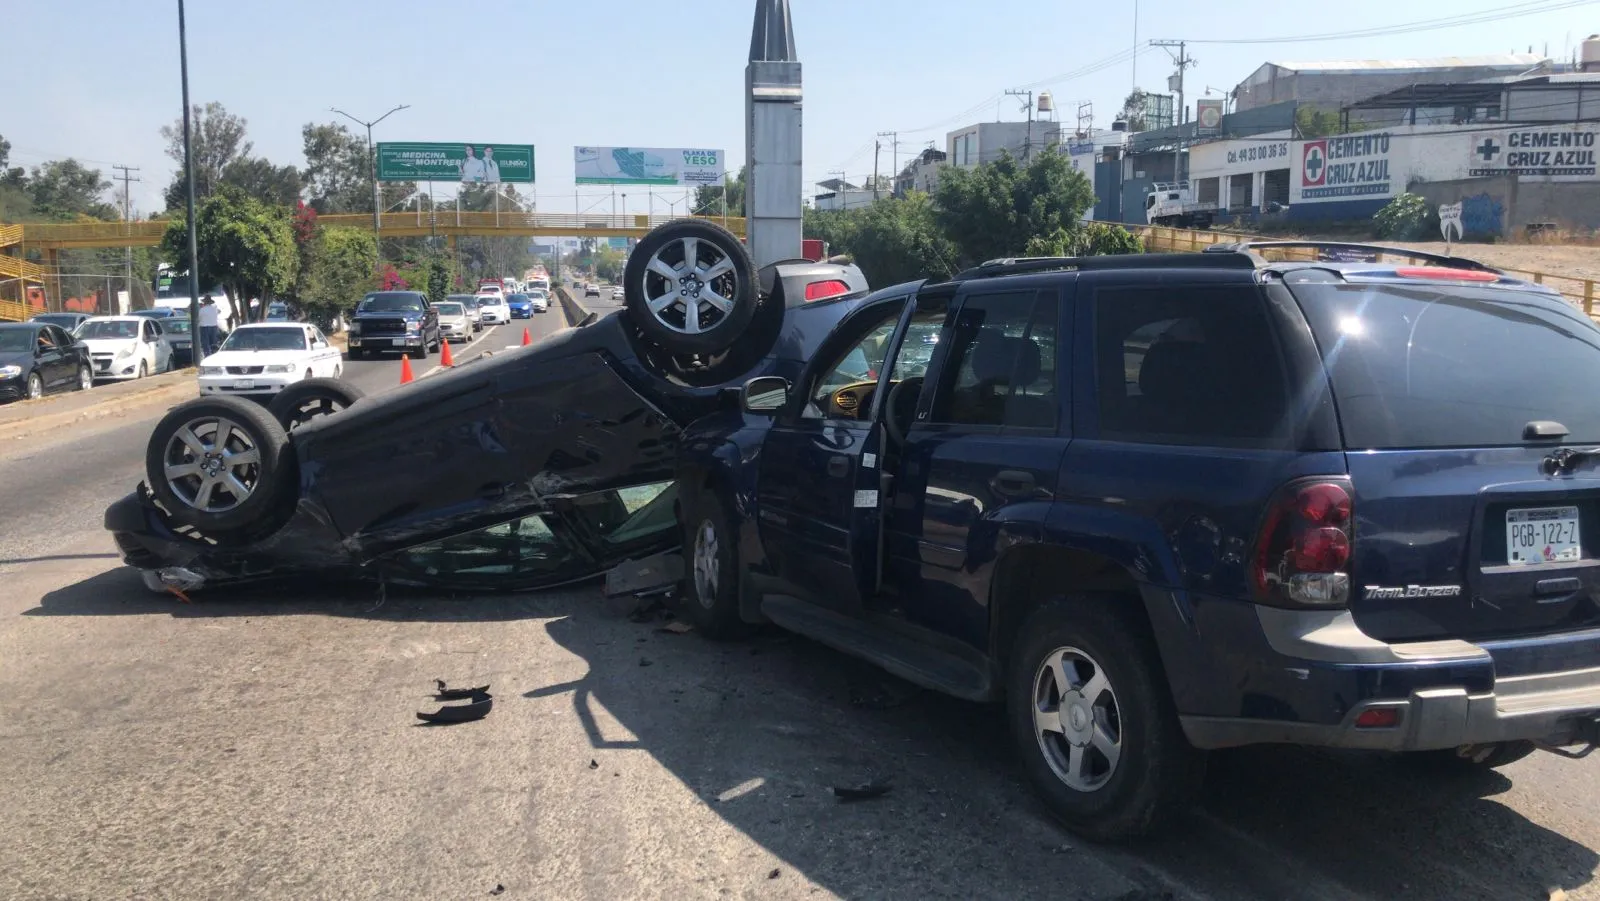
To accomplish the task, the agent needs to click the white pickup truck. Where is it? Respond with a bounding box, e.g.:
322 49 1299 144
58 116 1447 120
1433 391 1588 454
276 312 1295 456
1145 181 1218 229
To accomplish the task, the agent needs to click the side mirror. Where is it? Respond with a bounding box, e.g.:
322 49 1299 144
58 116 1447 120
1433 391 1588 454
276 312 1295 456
741 376 790 414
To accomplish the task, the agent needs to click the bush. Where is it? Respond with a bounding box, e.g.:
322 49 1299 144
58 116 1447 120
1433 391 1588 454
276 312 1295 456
1374 193 1438 241
1023 223 1144 257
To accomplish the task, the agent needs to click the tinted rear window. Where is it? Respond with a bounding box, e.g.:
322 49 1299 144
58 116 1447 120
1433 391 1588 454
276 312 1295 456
1292 281 1600 449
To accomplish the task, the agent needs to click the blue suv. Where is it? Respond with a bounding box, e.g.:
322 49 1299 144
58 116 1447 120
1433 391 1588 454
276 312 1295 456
674 241 1600 840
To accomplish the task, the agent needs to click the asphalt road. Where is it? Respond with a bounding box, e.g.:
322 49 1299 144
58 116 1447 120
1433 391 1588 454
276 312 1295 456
1 294 1599 899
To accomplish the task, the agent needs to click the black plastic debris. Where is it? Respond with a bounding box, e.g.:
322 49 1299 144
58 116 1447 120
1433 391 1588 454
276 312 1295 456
489 885 505 896
589 759 599 769
768 868 781 880
416 690 493 724
639 658 654 667
832 778 892 802
435 679 492 700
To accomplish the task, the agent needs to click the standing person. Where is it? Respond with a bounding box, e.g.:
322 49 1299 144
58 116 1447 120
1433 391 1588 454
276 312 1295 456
198 297 221 358
482 146 501 184
458 145 485 184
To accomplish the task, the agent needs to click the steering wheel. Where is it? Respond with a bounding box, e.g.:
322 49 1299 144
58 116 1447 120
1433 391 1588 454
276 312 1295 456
883 377 923 447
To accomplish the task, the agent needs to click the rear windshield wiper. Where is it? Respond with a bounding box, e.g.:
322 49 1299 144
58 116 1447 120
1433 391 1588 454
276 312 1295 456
1542 447 1600 476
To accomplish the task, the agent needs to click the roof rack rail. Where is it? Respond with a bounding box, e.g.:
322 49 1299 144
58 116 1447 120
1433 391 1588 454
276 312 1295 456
949 252 1256 282
1203 240 1502 274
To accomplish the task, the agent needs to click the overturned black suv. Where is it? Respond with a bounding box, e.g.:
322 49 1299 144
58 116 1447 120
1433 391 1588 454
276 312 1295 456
107 220 870 592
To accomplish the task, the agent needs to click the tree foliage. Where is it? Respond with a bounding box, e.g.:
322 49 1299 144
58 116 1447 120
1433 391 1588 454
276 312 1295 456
221 157 304 208
302 225 378 320
803 207 861 257
842 193 957 287
22 159 116 220
1373 192 1437 240
160 186 298 321
1118 89 1150 132
693 164 746 216
1294 105 1343 139
933 149 1096 266
161 102 252 208
1023 222 1144 257
426 256 451 305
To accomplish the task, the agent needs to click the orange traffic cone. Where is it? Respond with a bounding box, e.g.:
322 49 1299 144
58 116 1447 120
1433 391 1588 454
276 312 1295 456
521 327 532 346
439 339 454 367
399 355 414 384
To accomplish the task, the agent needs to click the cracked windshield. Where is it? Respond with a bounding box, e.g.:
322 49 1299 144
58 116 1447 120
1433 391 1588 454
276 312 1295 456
4 0 1600 898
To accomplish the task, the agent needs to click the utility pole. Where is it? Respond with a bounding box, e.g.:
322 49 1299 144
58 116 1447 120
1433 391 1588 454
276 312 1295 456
1151 40 1196 124
330 104 410 259
112 164 140 311
872 139 881 201
1005 89 1035 159
877 131 898 195
177 0 200 342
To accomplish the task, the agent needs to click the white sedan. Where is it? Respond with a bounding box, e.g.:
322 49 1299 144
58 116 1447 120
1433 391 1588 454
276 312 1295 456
196 323 343 399
476 294 511 325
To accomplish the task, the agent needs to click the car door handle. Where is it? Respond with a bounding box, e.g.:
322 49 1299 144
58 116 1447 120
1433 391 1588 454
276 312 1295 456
993 470 1036 496
827 456 850 478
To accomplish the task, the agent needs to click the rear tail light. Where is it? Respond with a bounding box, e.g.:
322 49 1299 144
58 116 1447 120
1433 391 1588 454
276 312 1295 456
1252 478 1354 607
804 279 851 302
1393 266 1499 283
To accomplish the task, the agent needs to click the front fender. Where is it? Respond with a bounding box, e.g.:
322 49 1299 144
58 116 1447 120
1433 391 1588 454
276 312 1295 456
678 410 773 621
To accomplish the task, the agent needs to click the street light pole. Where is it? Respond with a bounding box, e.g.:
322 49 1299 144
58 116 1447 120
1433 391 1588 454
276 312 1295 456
331 104 410 259
177 0 201 342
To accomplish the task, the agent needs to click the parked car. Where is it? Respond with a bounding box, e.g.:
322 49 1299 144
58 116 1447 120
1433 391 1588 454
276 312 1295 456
346 291 440 360
132 308 180 319
528 290 550 314
0 321 94 402
434 301 473 342
265 301 291 321
506 293 534 319
197 323 343 400
447 293 483 332
160 316 195 366
475 293 511 326
31 312 92 333
76 316 173 381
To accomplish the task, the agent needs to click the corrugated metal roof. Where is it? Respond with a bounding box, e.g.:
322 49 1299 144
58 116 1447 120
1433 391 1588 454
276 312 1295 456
1268 53 1546 74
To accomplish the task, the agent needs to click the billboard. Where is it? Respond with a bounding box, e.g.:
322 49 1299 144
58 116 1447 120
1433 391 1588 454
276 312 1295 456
1467 127 1598 180
1300 133 1392 201
1196 98 1224 136
376 143 535 183
574 147 725 186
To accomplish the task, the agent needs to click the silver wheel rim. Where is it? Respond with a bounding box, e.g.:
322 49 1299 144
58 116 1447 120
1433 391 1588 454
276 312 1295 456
79 367 92 390
640 235 741 336
161 416 264 513
692 518 720 607
27 374 41 399
1032 646 1123 793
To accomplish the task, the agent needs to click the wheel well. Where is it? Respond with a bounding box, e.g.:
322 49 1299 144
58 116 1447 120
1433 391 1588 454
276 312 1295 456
989 545 1145 670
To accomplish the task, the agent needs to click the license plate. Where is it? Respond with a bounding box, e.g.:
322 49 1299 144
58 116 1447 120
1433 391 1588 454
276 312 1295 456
1507 506 1581 564
234 379 255 390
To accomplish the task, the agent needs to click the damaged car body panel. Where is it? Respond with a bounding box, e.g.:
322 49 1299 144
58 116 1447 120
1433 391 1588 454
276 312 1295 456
105 224 876 593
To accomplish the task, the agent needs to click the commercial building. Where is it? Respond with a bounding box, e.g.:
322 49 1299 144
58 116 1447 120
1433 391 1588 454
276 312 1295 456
893 147 947 196
945 120 1063 168
1232 54 1549 116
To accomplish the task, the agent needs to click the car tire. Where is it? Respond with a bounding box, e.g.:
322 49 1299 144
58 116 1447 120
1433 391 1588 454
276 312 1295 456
144 396 291 534
77 365 93 392
410 343 426 360
138 359 149 379
268 377 366 431
678 489 753 640
25 371 42 400
1007 595 1205 842
624 219 761 357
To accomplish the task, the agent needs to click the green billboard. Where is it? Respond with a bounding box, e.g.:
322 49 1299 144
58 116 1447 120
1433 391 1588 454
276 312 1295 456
376 142 535 183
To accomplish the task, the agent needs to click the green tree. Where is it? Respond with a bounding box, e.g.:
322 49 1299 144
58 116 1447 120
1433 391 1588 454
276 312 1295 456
1373 192 1437 240
426 255 450 305
160 186 299 321
843 193 957 286
27 159 116 220
803 206 861 256
933 148 1096 267
220 157 304 208
593 246 626 283
302 225 378 322
161 102 252 209
301 120 418 215
1294 105 1343 139
1118 89 1150 132
693 164 746 216
1023 222 1144 257
0 134 25 189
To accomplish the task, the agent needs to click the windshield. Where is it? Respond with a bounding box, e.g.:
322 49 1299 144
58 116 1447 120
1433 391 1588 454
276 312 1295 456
0 328 37 352
77 320 139 340
220 327 306 352
476 296 500 306
1293 280 1600 449
509 294 529 302
357 293 424 313
435 302 465 316
164 319 192 334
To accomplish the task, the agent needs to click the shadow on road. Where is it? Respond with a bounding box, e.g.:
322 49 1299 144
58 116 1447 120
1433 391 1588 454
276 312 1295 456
27 567 1600 899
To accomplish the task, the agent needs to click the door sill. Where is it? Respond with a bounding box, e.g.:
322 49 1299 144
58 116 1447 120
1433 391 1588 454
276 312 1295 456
759 594 996 702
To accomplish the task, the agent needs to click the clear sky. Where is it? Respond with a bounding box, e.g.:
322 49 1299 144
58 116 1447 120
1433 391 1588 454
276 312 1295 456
5 0 1594 217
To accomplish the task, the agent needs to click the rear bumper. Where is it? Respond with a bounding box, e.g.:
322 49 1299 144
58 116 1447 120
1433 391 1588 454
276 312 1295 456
1165 592 1600 751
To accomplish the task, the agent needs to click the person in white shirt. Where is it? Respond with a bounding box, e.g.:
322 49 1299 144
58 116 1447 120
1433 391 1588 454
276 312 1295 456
458 145 486 184
481 146 501 184
198 298 221 356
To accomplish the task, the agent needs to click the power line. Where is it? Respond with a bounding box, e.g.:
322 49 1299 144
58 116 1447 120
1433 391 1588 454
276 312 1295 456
1184 0 1597 44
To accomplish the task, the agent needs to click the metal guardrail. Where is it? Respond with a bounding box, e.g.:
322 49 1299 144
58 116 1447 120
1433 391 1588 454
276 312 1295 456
1130 224 1600 318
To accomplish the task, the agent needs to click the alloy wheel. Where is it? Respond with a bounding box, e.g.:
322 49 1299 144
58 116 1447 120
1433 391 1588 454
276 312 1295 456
1032 646 1124 793
160 416 265 513
692 518 720 607
639 236 742 337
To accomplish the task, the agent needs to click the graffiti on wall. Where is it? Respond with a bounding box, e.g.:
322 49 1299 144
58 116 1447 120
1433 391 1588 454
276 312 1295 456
1460 192 1505 238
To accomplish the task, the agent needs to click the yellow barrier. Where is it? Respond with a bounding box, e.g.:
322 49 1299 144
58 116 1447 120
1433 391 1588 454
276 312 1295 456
9 212 747 249
1129 224 1600 317
0 253 47 281
0 298 32 322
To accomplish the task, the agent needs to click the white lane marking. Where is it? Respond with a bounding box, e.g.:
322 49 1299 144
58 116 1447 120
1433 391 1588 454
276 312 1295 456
418 323 533 379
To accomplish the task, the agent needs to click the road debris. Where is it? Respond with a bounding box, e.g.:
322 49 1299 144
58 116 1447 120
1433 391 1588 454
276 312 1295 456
768 869 780 880
416 689 493 724
589 759 599 769
434 679 492 700
832 778 892 802
489 884 505 896
656 621 694 635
